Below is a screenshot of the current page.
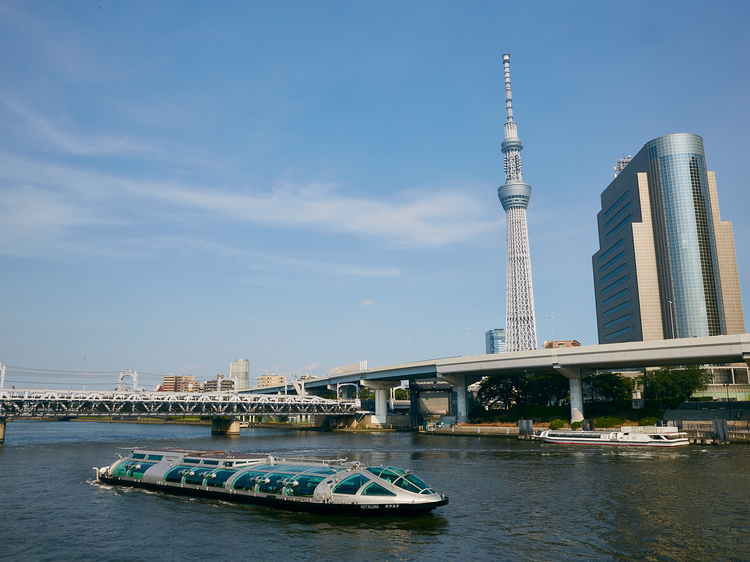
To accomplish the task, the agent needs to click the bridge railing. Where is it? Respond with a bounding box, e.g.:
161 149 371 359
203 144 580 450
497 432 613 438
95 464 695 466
0 389 359 418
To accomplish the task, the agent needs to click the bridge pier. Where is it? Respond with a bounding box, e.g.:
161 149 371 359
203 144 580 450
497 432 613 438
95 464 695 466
438 374 469 424
0 419 5 444
211 417 240 435
361 380 400 424
553 364 586 423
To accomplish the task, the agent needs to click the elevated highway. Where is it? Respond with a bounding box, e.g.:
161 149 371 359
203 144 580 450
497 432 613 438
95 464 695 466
252 334 750 423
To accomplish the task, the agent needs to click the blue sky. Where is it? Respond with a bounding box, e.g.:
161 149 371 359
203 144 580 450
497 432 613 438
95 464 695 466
1 1 749 389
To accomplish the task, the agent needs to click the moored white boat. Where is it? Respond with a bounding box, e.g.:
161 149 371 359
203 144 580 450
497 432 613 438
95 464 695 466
538 425 689 447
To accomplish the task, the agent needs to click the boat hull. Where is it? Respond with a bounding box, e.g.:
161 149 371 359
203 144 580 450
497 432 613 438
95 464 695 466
98 475 449 515
539 437 688 447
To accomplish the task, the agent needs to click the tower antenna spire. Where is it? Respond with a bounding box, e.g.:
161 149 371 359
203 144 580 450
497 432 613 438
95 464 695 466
497 53 537 352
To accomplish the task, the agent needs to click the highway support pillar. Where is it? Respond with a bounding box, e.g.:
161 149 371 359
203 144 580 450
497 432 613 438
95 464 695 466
211 417 240 436
438 374 469 424
553 364 586 424
361 380 400 425
0 419 5 444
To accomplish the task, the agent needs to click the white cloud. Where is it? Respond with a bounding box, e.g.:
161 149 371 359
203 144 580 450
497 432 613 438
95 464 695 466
0 152 503 255
357 299 373 307
3 102 161 157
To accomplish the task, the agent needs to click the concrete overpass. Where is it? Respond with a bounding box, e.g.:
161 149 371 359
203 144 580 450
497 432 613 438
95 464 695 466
252 334 750 423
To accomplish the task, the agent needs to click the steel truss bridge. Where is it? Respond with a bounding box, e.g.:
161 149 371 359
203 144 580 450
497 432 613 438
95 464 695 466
0 389 359 419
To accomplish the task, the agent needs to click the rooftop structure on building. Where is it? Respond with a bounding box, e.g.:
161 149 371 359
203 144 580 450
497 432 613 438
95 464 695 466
592 133 745 344
497 53 537 352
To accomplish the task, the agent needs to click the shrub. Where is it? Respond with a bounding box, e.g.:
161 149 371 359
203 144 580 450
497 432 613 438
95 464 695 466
595 416 625 428
549 419 565 430
638 417 658 426
571 421 582 430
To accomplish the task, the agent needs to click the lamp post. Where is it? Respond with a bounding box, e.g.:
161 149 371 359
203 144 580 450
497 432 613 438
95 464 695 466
668 300 676 338
466 328 471 356
724 381 731 419
549 316 554 348
365 347 369 366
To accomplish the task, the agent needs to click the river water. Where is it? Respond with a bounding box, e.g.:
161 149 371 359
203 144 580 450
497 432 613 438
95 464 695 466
1 421 749 561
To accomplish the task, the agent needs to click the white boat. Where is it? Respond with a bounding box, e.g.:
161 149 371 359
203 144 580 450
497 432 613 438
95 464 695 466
537 425 689 447
95 447 448 515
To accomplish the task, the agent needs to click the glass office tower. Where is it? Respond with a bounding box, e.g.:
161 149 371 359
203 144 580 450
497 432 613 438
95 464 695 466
592 133 744 343
485 328 507 354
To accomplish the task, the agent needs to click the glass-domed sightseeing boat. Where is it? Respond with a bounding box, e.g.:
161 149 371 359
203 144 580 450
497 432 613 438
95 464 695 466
95 448 448 515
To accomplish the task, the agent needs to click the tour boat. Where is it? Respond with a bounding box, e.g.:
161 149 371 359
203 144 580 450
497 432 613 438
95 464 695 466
95 448 448 515
537 425 689 447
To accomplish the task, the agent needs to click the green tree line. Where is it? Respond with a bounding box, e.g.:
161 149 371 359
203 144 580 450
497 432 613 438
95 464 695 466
476 366 713 409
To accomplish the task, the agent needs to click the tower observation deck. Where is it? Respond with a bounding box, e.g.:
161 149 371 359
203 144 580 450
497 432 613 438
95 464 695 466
497 53 537 352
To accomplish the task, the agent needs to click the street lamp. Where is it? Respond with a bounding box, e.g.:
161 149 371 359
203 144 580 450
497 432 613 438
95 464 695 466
365 347 369 365
667 300 676 338
466 328 471 356
549 316 554 347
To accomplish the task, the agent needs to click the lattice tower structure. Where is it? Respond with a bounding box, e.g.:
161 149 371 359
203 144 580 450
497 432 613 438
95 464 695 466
497 53 537 352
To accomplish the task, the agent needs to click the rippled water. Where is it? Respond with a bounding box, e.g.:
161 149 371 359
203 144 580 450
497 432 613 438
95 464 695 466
1 421 749 561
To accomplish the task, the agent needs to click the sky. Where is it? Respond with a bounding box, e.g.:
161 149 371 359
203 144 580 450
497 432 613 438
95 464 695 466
1 1 749 390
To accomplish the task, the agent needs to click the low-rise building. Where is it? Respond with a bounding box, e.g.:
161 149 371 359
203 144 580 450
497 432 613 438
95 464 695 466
543 340 581 349
258 374 286 387
161 375 200 392
203 374 235 392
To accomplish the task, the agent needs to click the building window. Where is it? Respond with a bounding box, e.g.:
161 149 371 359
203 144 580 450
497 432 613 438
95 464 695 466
605 326 634 340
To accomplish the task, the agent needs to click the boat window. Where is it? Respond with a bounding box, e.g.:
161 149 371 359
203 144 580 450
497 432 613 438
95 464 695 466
202 460 220 466
113 460 156 479
205 469 237 488
233 470 274 491
392 476 421 494
367 467 386 477
402 473 430 490
184 467 214 486
146 455 163 461
131 453 146 460
258 473 288 495
184 459 200 464
286 475 325 497
420 488 436 495
333 474 370 495
307 467 340 475
361 483 396 497
112 461 133 478
126 462 156 479
165 467 185 483
373 468 403 484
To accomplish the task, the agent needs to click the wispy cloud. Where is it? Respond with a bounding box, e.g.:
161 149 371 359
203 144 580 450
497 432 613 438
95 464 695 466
4 102 160 157
357 299 373 306
0 151 503 257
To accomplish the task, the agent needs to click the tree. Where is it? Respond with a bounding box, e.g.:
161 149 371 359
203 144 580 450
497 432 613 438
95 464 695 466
477 375 520 409
477 372 570 409
639 365 713 400
521 372 570 406
585 372 632 403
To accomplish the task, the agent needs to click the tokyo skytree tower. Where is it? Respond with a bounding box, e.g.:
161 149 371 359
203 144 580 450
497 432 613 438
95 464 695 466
497 53 537 351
